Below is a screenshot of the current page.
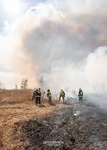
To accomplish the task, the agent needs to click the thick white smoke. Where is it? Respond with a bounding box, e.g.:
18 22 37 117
85 47 107 93
0 2 107 94
10 4 107 92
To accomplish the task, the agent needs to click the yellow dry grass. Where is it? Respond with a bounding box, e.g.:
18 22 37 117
0 89 67 150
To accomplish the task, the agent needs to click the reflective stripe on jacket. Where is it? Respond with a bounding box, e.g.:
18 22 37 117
47 91 51 97
78 91 83 97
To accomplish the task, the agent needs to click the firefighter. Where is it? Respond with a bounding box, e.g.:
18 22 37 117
59 89 65 103
32 89 36 101
47 89 52 104
38 88 41 105
78 88 83 101
35 89 39 105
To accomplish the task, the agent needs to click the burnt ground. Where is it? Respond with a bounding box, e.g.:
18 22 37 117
1 100 107 150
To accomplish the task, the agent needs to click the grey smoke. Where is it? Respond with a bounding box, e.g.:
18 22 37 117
6 2 107 92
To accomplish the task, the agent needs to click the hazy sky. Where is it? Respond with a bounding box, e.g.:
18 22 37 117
0 0 107 92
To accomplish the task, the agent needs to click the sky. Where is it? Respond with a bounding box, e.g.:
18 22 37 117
0 0 107 93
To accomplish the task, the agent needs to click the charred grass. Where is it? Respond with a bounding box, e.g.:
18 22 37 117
0 90 107 150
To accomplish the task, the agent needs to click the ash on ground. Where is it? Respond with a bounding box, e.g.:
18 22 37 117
11 100 107 150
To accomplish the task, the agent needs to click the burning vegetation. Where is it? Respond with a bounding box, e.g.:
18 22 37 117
0 90 107 150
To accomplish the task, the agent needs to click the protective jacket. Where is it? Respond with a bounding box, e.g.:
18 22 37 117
38 90 41 97
78 90 83 97
60 90 65 97
47 91 51 97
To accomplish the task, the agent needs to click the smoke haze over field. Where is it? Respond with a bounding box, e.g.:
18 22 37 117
0 0 107 92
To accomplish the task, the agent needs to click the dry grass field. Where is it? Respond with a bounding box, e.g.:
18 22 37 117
0 89 66 150
0 90 107 150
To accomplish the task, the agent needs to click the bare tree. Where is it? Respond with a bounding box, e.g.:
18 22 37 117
39 76 45 88
15 84 18 89
0 81 5 90
21 78 28 90
0 82 2 89
39 77 43 85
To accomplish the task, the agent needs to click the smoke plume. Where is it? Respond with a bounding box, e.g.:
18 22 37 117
0 1 107 93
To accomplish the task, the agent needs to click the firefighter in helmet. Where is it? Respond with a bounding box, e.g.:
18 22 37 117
59 89 65 103
47 89 52 104
32 89 36 101
38 88 41 105
78 88 83 101
32 89 39 105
